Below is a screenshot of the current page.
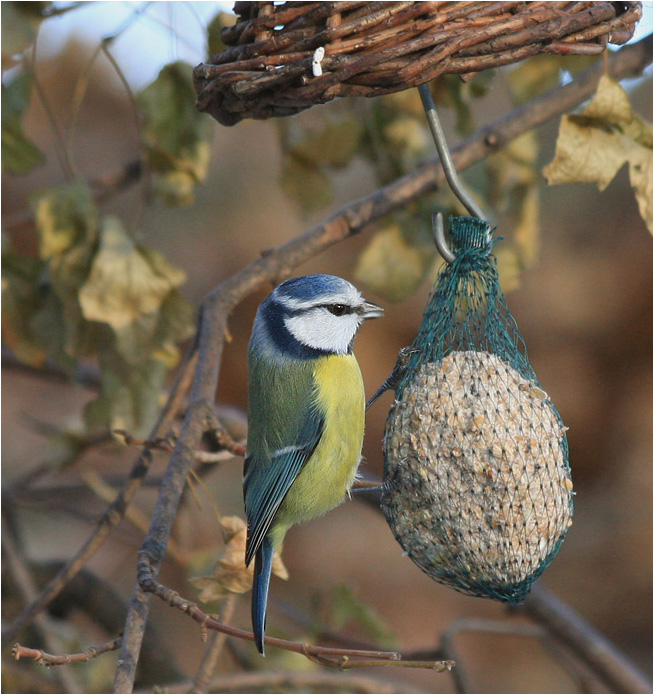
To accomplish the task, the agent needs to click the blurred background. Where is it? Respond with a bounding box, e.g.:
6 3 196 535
2 2 652 693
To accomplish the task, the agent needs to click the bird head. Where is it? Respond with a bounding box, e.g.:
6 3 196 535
254 274 383 357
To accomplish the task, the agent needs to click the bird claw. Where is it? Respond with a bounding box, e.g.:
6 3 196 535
366 346 419 409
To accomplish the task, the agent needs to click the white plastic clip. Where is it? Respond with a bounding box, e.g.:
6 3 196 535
312 47 325 77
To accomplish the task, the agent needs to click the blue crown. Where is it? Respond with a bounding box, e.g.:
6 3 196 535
275 274 352 302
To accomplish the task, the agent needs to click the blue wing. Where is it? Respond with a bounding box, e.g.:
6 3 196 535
243 402 324 567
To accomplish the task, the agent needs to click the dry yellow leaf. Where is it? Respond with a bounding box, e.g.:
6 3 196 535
582 73 634 125
190 516 288 604
543 75 652 234
627 149 653 233
79 217 187 329
544 116 629 190
218 515 247 544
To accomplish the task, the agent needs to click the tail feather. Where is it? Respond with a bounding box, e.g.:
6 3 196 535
252 537 274 656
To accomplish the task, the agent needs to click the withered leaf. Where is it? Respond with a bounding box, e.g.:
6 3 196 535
190 516 288 604
137 61 213 206
79 217 186 331
544 75 652 233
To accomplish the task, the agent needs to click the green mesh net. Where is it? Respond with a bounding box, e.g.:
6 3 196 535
382 216 574 603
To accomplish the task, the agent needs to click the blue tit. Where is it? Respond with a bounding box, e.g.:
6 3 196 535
244 274 383 655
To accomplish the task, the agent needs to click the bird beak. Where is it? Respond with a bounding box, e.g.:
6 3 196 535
361 300 384 320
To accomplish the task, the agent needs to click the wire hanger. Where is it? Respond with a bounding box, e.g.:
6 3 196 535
417 83 489 263
366 83 493 412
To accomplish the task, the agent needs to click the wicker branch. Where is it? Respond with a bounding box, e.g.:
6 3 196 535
111 35 652 694
194 1 642 125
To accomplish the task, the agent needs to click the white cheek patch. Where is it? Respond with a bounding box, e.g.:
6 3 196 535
285 310 361 354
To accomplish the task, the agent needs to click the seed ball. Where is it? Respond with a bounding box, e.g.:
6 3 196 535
382 351 573 602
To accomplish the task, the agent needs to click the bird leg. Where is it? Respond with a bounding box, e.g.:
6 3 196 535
366 346 419 409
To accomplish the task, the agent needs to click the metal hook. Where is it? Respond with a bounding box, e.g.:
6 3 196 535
418 82 488 262
432 212 455 264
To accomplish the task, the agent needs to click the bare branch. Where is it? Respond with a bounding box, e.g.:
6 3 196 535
540 634 613 694
523 584 653 694
2 349 198 647
189 596 237 694
124 573 454 674
12 637 122 667
192 449 242 463
78 468 186 565
438 616 546 693
2 347 101 391
112 430 176 453
2 521 83 693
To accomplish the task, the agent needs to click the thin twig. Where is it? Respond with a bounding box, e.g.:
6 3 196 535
78 469 186 564
127 574 454 673
112 430 175 453
2 521 82 693
66 41 104 179
24 39 75 181
113 35 653 694
523 584 653 694
113 428 245 462
540 633 613 694
98 41 151 229
193 450 242 463
441 616 545 641
210 434 247 458
12 636 123 667
439 615 545 693
2 347 102 390
23 560 185 684
190 596 237 694
308 653 454 672
2 349 198 647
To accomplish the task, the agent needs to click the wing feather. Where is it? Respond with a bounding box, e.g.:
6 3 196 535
244 396 324 567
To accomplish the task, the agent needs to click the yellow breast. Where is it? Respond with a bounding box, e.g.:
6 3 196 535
273 354 365 540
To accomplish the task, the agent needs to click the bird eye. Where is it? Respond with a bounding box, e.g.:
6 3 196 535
328 304 347 316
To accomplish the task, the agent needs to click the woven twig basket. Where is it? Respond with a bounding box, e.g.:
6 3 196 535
193 1 642 126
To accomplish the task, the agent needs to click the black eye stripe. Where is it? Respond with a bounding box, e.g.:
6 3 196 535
277 300 356 317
